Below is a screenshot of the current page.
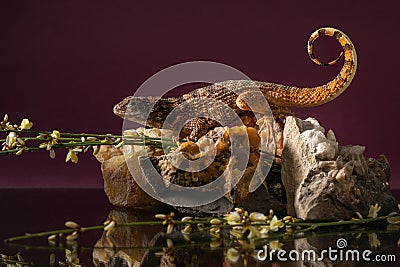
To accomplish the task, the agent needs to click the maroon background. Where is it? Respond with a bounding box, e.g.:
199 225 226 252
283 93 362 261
1 1 399 188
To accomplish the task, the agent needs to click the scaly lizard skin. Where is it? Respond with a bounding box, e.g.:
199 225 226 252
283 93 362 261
114 27 357 139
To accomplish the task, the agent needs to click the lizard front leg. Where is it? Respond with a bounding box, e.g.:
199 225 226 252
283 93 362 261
236 90 295 119
236 90 272 114
181 117 220 140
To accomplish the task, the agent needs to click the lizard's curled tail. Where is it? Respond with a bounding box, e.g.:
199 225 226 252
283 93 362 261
264 27 357 107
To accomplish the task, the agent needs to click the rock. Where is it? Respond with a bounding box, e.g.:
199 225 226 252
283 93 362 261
95 123 287 215
281 116 398 220
95 145 163 208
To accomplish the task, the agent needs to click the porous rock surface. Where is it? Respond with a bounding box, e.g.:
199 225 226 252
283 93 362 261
281 116 398 220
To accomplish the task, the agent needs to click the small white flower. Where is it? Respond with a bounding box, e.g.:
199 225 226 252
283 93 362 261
49 148 56 159
210 218 223 225
225 211 241 225
283 216 294 223
181 216 193 222
123 129 139 137
48 234 57 241
268 216 285 232
50 130 60 140
15 149 24 156
367 204 381 218
249 212 267 222
19 118 33 130
355 212 363 219
155 214 167 220
104 220 116 232
5 132 17 147
65 221 80 229
65 149 79 163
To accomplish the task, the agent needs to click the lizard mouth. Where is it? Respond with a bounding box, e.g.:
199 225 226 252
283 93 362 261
113 95 133 119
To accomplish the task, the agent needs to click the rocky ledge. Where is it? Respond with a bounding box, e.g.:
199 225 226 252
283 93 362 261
95 116 398 220
282 116 397 220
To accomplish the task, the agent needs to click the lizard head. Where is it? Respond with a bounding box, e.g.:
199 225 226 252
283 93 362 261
113 95 133 119
113 95 167 127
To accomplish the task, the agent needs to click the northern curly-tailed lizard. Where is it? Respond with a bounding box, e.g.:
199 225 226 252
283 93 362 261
113 27 357 139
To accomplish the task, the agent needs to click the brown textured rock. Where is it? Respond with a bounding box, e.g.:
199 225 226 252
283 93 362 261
282 116 398 220
95 145 162 208
95 123 286 215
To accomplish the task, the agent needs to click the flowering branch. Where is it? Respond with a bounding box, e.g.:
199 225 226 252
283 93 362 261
0 114 177 163
5 205 400 244
0 114 280 167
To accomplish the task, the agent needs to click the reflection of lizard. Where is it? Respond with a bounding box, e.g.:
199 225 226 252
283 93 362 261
114 27 357 139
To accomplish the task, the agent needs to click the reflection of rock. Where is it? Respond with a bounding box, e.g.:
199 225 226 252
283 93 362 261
93 209 164 266
282 116 398 220
176 184 286 217
292 231 399 267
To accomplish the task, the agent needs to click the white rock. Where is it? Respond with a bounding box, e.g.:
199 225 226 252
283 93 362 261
305 117 325 133
315 141 338 161
281 116 398 220
326 129 337 142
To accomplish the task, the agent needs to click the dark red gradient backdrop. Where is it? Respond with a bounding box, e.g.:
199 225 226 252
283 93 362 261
1 1 399 188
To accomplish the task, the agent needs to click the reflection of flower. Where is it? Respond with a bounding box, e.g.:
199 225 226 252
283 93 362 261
64 247 82 266
242 224 261 239
226 248 240 263
368 233 380 248
269 240 283 251
155 212 175 234
367 204 381 218
387 224 400 231
226 240 258 265
210 238 222 248
387 215 400 225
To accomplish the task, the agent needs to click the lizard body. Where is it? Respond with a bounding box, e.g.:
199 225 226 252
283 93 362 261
114 27 357 139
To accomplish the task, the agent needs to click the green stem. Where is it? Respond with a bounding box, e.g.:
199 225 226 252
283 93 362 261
0 128 122 139
289 214 394 228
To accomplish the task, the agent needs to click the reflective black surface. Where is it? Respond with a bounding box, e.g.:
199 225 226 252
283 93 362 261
1 189 400 266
